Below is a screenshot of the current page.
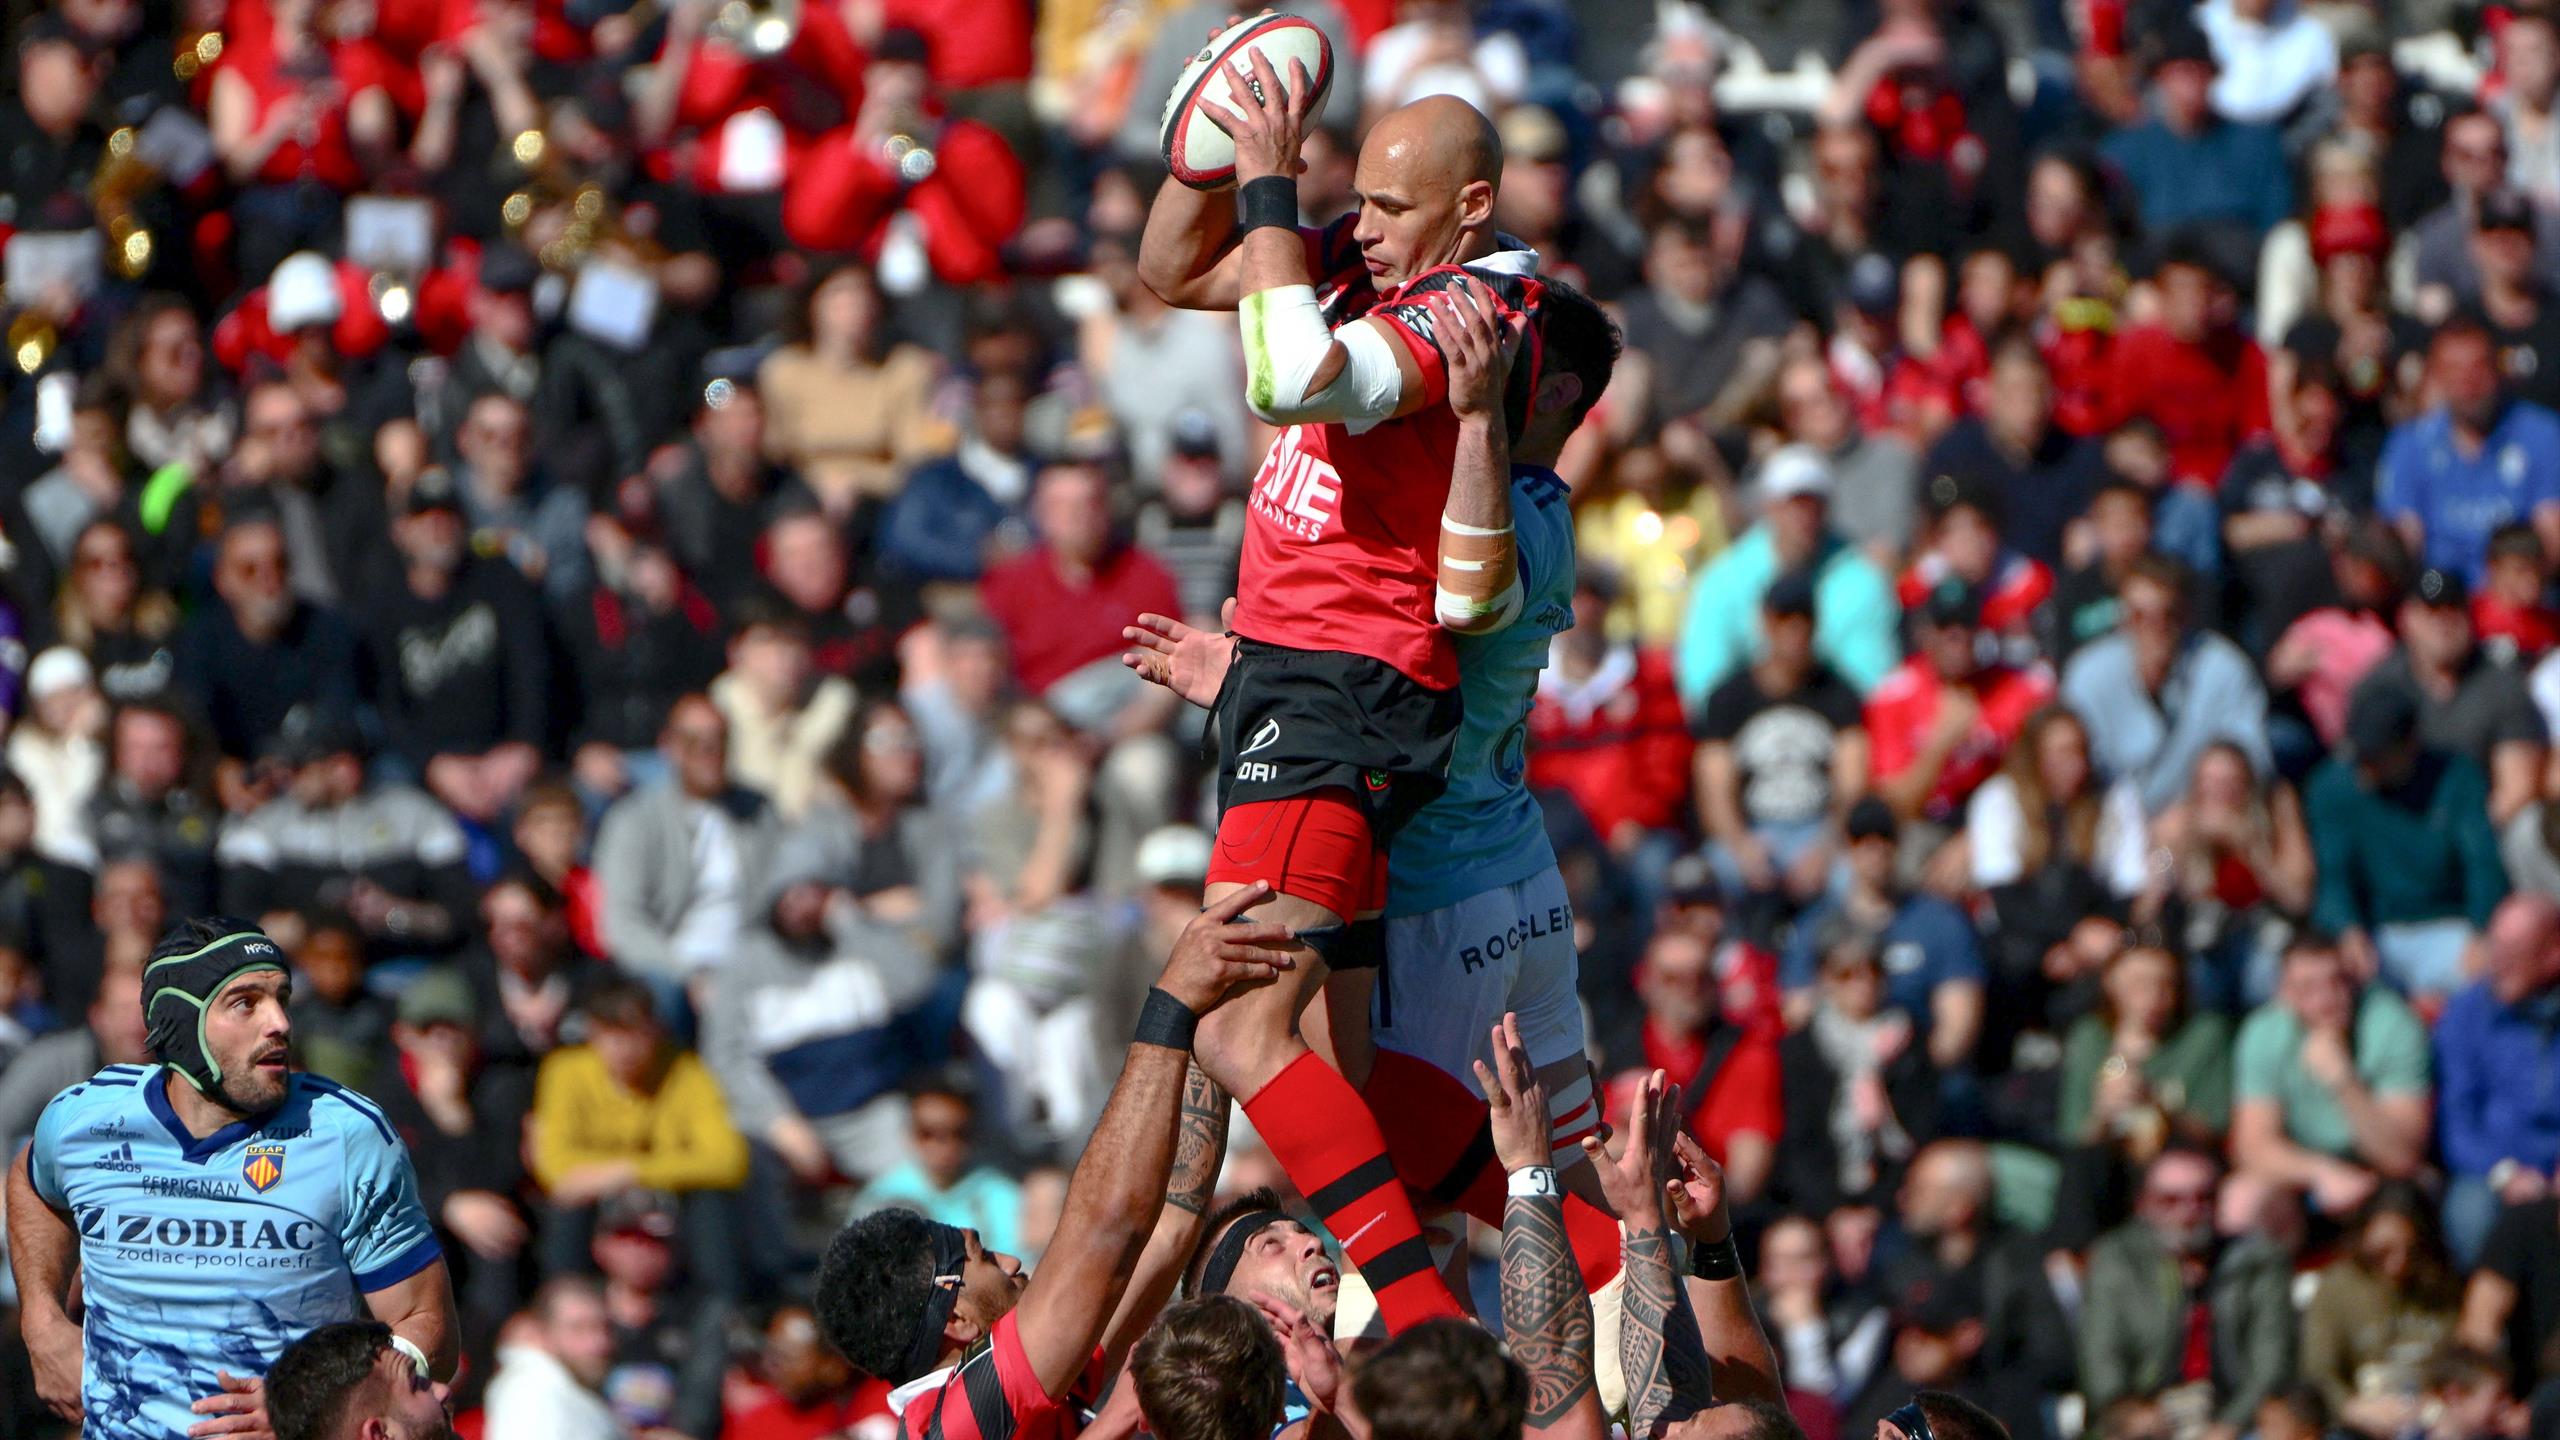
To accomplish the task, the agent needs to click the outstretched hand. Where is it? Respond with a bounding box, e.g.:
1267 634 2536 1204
1122 601 1237 709
1472 1011 1552 1175
1664 1131 1731 1247
1157 882 1296 1015
1583 1070 1683 1231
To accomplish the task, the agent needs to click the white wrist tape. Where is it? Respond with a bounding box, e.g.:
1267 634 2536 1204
1240 287 1403 426
390 1334 431 1378
1507 1165 1562 1198
1436 513 1523 631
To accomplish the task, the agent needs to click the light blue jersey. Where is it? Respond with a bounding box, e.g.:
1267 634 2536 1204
28 1065 441 1440
1386 466 1576 918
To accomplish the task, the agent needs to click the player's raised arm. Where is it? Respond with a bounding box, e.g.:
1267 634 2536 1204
1476 1016 1607 1440
1433 279 1526 635
8 1140 82 1421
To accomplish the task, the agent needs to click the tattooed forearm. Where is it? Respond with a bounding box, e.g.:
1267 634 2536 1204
1621 1227 1714 1437
1168 1062 1228 1216
1502 1194 1596 1427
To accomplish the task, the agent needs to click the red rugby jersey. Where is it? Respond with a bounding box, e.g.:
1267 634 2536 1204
890 1312 1102 1440
1227 217 1547 691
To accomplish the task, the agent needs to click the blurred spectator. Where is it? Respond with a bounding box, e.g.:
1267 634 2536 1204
711 602 857 822
220 377 344 604
2107 241 2272 495
2436 895 2560 1264
2306 682 2507 1001
2099 23 2292 241
2056 945 2236 1235
566 505 729 766
54 517 177 707
1777 354 1921 566
1867 578 2051 843
1898 477 2053 659
2266 519 2408 751
1927 338 2105 572
2300 1183 2461 1424
703 848 944 1187
2064 557 2272 815
452 392 593 606
1527 575 1692 867
484 1278 622 1440
853 1076 1024 1253
1760 1212 1892 1416
287 914 389 1092
657 374 802 616
2146 742 2318 1008
2507 15 2560 210
24 379 134 580
757 505 913 698
1786 798 1986 1073
782 700 963 950
756 265 945 514
529 977 749 1287
1080 229 1250 491
215 702 476 959
2463 1168 2560 1394
1576 443 1729 650
593 694 779 988
2470 192 2560 417
2079 1146 2297 1428
2221 361 2359 656
86 699 220 917
1678 445 1902 704
1844 1269 2050 1440
1129 416 1245 624
367 471 550 822
1879 1139 2078 1418
1693 571 1868 909
1778 937 1938 1213
417 244 645 480
902 615 1013 817
464 875 604 1085
2351 567 2548 829
593 1189 729 1440
2043 480 2157 667
11 647 106 865
2196 0 2336 126
2231 935 2435 1213
2379 318 2560 588
722 1305 866 1440
876 370 1037 586
172 509 363 767
1965 705 2146 898
1620 214 1796 432
1600 927 1781 1206
0 961 145 1155
982 459 1183 733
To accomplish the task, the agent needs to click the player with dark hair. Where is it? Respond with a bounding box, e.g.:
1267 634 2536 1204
265 1321 453 1440
1883 1391 2014 1440
1353 1321 1531 1440
7 917 457 1440
1130 1295 1289 1440
812 886 1292 1440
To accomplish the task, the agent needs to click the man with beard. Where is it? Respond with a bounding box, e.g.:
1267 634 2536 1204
174 510 363 767
7 918 459 1440
265 1320 457 1440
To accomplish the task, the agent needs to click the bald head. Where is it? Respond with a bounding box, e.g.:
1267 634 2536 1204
2488 892 2560 1003
1902 1141 1992 1239
1350 96 1504 289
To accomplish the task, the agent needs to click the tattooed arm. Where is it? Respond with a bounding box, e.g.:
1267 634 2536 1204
1478 1015 1609 1440
1101 1059 1231 1372
1586 1073 1717 1439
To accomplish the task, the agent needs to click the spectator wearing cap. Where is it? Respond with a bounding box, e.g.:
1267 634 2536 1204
1597 926 1783 1208
2302 24 2450 237
1926 336 2106 572
657 368 809 616
2350 566 2548 828
85 699 222 917
1678 444 1902 705
1527 574 1692 878
704 824 946 1188
876 370 1040 586
366 469 552 823
2410 114 2560 319
1113 824 1215 1042
1131 412 1247 626
2271 179 2424 448
2501 14 2560 210
2105 240 2273 495
2064 556 2271 815
593 694 780 987
450 391 594 606
1776 354 1922 566
1693 570 1870 910
2078 1147 2296 1430
1086 227 1250 492
756 265 947 514
2307 680 2508 1001
2471 191 2560 416
2436 894 2560 1263
373 961 537 1358
2099 23 2292 241
2195 0 2335 126
172 509 362 767
1 15 107 236
853 1076 1024 1254
9 646 106 867
2220 361 2361 656
1785 798 1987 1075
214 701 479 960
2379 316 2560 588
1620 214 1798 432
1867 578 2052 849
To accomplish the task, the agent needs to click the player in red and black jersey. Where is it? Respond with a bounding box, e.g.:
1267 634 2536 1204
1138 57 1567 1333
811 890 1292 1440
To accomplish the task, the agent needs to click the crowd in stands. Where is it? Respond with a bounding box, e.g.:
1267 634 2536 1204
20 0 2560 1435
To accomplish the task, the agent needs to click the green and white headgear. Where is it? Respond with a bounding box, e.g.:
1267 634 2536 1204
144 917 288 1092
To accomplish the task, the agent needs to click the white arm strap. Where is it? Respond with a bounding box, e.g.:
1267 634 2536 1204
1240 285 1406 426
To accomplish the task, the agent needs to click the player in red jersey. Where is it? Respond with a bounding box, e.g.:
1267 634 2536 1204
809 888 1291 1440
1139 51 1568 1333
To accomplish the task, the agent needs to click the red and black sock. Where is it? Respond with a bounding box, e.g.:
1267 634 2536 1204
1242 1051 1466 1333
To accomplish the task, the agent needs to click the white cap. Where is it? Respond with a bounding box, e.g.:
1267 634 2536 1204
26 646 91 703
268 252 342 334
1134 825 1213 888
1757 443 1833 503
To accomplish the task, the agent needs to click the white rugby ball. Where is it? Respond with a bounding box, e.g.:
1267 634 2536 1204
1159 13 1335 191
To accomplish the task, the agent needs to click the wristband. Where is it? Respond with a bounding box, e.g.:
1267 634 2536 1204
1134 987 1198 1051
1688 1233 1744 1282
1506 1166 1560 1198
389 1334 431 1378
1236 175 1298 236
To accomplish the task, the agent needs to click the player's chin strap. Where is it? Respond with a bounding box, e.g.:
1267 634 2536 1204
901 1221 976 1383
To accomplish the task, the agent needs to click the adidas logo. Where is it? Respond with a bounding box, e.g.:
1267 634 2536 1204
95 1141 141 1174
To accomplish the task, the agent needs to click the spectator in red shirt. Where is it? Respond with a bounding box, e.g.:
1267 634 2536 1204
1528 576 1694 858
1600 926 1783 1210
1867 578 2055 844
1897 474 2055 663
2106 237 2272 491
725 1304 881 1440
2474 524 2560 666
207 0 403 280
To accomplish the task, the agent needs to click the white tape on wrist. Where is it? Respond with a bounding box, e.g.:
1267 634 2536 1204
1437 577 1524 630
390 1334 431 1378
1507 1165 1562 1198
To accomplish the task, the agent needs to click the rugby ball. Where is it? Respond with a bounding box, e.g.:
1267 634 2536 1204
1159 13 1335 191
